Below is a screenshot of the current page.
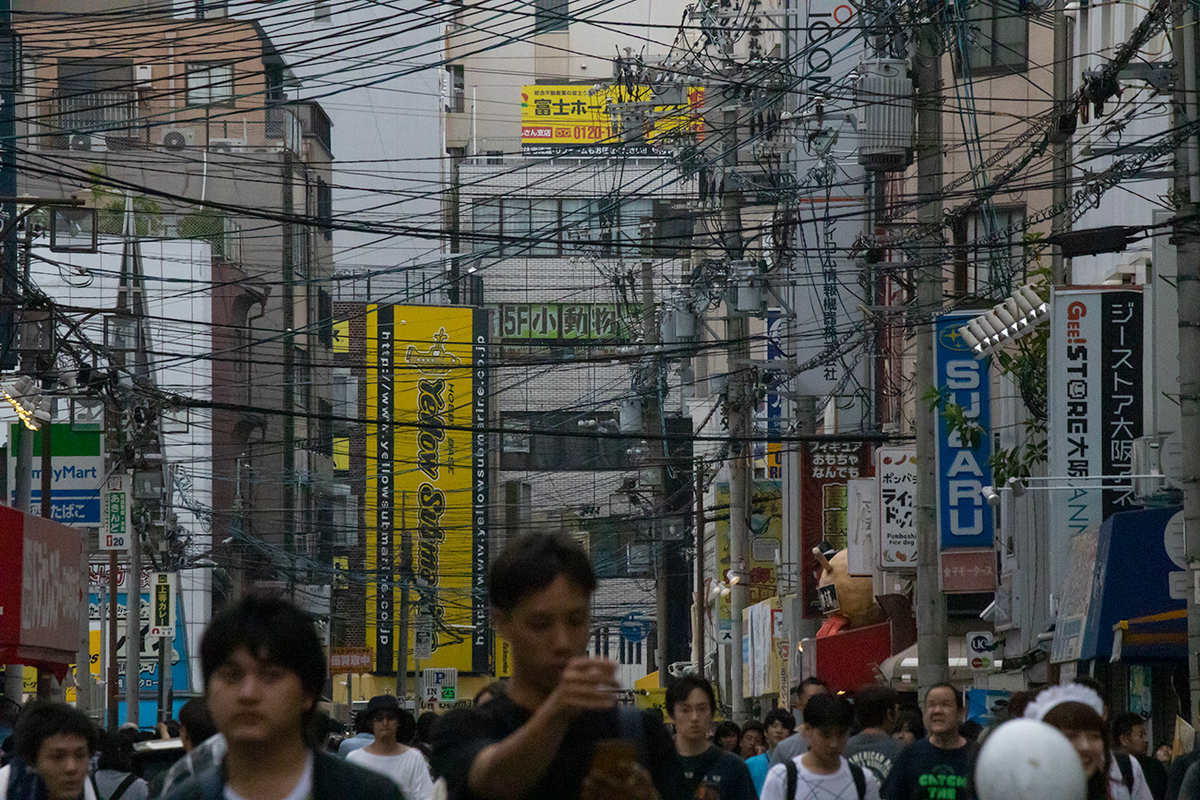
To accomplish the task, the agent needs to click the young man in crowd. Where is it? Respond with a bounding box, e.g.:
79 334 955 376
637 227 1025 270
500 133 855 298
0 702 97 800
883 684 977 800
845 685 902 785
666 675 756 800
346 695 433 800
431 531 686 800
337 711 375 759
749 710 796 794
760 694 879 800
772 678 831 767
161 594 403 800
1111 712 1159 800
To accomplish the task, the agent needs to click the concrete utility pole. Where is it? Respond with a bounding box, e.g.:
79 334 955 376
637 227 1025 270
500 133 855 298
718 96 751 721
1171 0 1200 722
913 16 949 696
640 219 670 685
1051 0 1071 285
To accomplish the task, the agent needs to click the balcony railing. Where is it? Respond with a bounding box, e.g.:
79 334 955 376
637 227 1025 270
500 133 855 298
53 90 138 135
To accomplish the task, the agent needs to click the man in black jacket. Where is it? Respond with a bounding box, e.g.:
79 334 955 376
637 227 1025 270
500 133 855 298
161 595 403 800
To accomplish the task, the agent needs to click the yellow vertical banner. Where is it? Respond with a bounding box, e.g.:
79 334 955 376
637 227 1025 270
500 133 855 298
367 305 491 676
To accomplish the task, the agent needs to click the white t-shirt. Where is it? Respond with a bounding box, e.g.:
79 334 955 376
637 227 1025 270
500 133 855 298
346 747 434 800
760 756 882 800
1109 754 1154 800
223 753 313 800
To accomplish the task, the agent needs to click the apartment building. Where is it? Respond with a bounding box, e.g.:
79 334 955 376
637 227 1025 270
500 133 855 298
12 10 341 601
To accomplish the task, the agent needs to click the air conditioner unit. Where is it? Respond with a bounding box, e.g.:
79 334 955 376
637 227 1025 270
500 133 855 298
68 133 105 152
209 137 246 154
159 127 196 151
1132 433 1183 500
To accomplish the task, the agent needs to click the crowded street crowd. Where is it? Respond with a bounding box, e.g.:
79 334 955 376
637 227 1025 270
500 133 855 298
4 532 1198 800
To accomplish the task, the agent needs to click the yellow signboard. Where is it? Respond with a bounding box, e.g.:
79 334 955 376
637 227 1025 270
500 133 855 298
366 305 491 676
520 84 704 156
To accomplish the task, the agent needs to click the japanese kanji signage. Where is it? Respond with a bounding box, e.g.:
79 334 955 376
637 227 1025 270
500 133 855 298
520 84 704 157
935 311 994 550
940 548 996 593
329 648 372 675
491 303 629 343
877 447 917 570
99 474 130 551
1048 287 1143 584
148 572 176 639
800 441 873 618
423 667 458 704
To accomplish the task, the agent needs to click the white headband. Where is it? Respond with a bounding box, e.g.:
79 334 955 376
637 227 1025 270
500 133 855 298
1023 684 1104 722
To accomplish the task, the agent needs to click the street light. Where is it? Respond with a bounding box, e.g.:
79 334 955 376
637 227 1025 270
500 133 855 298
957 284 1050 359
3 374 49 430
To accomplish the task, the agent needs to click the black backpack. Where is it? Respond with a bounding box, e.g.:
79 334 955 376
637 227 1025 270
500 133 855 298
1114 751 1135 793
785 758 867 800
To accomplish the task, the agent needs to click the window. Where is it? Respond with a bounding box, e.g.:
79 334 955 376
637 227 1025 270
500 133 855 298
317 176 333 241
447 65 465 113
186 63 234 106
952 205 1026 296
314 0 332 22
966 0 1028 71
535 0 569 33
318 288 333 349
486 150 504 165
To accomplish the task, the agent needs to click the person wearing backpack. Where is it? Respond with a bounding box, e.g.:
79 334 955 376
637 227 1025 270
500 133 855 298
666 675 755 800
760 694 880 800
93 730 147 800
1111 712 1159 800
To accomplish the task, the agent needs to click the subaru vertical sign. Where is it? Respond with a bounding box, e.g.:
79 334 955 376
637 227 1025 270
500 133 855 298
934 311 993 549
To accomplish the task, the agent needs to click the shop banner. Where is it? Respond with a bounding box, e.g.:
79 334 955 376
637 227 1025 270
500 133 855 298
366 305 491 675
799 441 873 618
934 311 993 550
1048 288 1143 562
716 482 782 642
876 447 917 570
845 477 876 576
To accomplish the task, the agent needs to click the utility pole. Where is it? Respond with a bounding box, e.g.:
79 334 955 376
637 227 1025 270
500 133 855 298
1172 0 1200 722
718 94 752 720
913 15 949 696
639 218 670 685
396 491 409 703
693 461 706 678
1051 0 1071 285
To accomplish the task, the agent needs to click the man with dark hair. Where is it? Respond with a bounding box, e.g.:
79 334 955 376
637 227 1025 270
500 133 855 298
347 695 432 800
665 675 755 799
846 685 902 784
0 701 98 800
771 677 830 767
762 694 879 800
337 710 375 759
1112 712 1160 800
430 531 686 799
161 594 403 800
177 699 218 753
749 710 795 793
95 730 148 800
883 684 976 800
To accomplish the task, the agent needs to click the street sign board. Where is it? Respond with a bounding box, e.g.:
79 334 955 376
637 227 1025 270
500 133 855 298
422 667 457 704
148 572 176 638
966 630 998 672
329 648 372 674
414 615 433 660
100 475 130 550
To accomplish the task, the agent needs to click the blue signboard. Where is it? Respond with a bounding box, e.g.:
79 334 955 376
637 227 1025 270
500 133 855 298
1080 506 1183 662
90 589 191 700
967 689 1011 727
934 311 993 549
